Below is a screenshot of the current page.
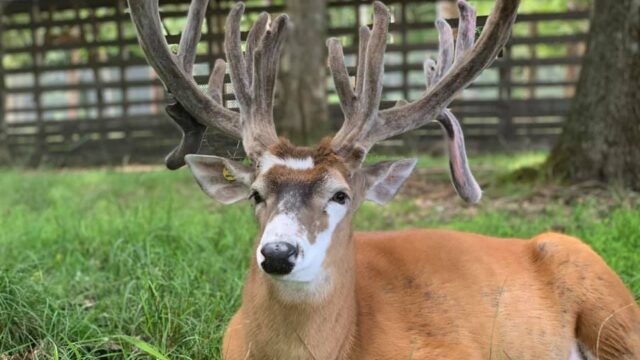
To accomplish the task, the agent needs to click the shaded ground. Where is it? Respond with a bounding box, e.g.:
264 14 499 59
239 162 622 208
402 167 640 225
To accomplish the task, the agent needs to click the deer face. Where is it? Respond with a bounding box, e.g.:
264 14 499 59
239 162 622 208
131 0 494 295
185 139 416 286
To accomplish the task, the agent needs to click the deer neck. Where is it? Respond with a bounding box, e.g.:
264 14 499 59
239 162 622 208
241 227 358 359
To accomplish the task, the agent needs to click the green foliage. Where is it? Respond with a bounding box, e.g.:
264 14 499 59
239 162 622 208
0 151 638 359
474 0 591 14
0 169 252 358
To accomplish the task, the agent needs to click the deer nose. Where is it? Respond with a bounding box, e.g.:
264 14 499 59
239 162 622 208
260 242 298 275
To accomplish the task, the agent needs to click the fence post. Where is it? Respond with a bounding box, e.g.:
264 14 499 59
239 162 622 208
28 2 44 167
0 2 9 165
498 40 514 148
87 6 112 165
116 0 132 164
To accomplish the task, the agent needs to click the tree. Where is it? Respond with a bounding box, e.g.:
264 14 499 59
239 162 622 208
275 0 328 144
546 0 640 189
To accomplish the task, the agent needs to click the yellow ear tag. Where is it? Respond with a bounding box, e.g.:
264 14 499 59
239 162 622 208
222 167 236 182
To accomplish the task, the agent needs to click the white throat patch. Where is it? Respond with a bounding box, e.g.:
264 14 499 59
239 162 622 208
259 152 314 173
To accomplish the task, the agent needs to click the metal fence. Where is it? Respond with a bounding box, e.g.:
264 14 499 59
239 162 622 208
0 0 589 166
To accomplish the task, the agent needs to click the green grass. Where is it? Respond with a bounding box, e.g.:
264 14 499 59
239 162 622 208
0 152 638 359
367 150 548 172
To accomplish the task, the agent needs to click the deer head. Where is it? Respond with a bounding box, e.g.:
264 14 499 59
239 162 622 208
129 0 518 294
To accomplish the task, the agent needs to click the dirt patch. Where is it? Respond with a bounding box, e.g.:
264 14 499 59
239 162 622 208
398 169 640 222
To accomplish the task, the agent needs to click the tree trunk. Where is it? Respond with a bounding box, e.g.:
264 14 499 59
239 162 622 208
275 0 328 145
547 0 640 189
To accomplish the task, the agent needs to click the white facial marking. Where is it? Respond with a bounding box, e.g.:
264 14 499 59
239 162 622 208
289 202 347 282
283 157 314 170
257 201 348 284
260 152 314 173
256 212 302 266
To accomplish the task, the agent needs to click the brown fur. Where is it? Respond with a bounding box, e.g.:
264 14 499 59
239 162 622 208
256 140 352 242
223 142 639 359
268 137 349 175
224 229 640 359
224 212 357 360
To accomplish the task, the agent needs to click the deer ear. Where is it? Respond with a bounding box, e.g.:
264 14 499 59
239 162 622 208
185 154 254 204
358 158 417 205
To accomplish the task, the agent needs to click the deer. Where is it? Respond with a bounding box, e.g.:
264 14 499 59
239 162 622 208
128 0 640 358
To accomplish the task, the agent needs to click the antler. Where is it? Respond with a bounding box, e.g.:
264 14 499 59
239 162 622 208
128 0 287 168
224 4 288 159
327 2 389 150
327 0 519 202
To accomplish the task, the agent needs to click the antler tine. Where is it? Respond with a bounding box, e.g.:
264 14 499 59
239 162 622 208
454 1 477 64
327 38 355 118
361 2 390 123
436 110 481 203
164 104 206 170
420 19 481 202
177 0 207 75
252 14 289 122
326 24 375 120
434 18 454 84
355 26 371 96
361 0 519 148
128 0 242 170
224 4 252 112
223 3 287 161
329 1 390 152
207 58 226 103
244 13 269 88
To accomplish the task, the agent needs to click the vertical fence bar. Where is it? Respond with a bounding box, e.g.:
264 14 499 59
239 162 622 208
0 3 8 164
116 0 131 162
526 20 538 99
28 2 44 167
88 6 111 164
400 1 409 101
498 41 514 145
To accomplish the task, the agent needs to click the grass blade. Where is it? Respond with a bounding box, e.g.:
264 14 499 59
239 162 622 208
112 335 169 360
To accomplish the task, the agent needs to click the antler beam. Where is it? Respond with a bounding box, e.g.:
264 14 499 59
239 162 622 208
328 0 519 202
367 0 519 147
128 0 288 168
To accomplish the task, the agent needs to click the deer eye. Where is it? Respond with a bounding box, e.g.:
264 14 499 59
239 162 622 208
330 191 349 205
249 190 264 205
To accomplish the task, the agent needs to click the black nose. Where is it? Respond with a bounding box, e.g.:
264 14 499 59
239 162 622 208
260 242 298 275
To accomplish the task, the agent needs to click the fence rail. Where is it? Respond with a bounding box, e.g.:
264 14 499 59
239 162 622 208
0 0 589 166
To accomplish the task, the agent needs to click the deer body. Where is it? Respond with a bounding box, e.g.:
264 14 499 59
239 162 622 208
128 0 640 358
223 229 639 360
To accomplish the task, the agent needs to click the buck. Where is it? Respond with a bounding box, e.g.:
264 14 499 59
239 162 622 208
128 0 640 358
